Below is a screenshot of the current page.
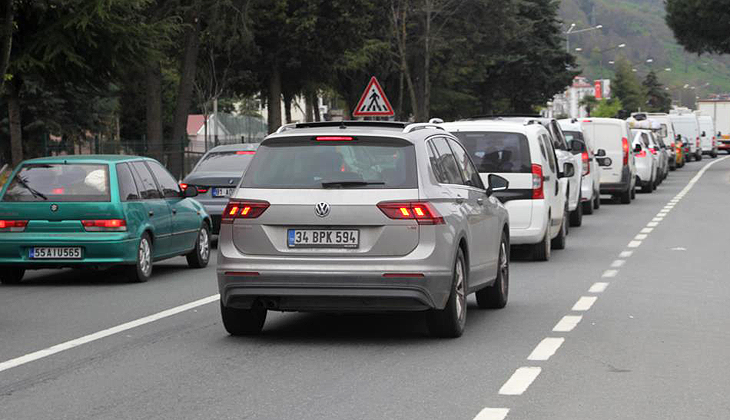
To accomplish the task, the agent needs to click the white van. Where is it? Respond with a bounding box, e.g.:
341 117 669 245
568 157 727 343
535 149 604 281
441 121 574 261
669 112 702 161
581 118 637 204
697 115 718 158
559 118 600 215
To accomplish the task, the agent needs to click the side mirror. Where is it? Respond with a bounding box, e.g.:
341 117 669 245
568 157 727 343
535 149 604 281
633 144 642 153
596 149 606 157
597 157 613 167
702 131 706 137
569 139 586 154
487 174 509 195
560 162 575 178
184 186 198 198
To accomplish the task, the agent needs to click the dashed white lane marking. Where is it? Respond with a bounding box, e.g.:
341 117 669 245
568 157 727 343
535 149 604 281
572 296 598 311
499 367 542 395
652 217 663 222
527 338 565 361
628 241 642 248
553 315 582 332
619 250 633 258
473 408 510 420
602 269 618 278
641 228 653 234
589 282 609 293
634 234 648 240
610 260 625 268
0 294 220 374
647 222 659 227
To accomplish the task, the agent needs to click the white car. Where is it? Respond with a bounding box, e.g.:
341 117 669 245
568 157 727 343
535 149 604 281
697 115 718 158
582 118 637 204
669 112 702 161
559 118 600 215
631 129 658 193
636 113 679 170
441 120 574 261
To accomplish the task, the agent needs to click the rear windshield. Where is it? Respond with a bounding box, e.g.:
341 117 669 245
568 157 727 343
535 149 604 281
194 150 255 173
2 163 110 202
562 130 584 142
452 132 531 173
241 137 417 189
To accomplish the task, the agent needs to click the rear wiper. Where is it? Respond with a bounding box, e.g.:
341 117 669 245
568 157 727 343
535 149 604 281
321 180 386 188
15 177 47 200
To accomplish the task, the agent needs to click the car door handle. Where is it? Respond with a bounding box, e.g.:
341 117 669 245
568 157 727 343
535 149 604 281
544 175 551 181
148 211 154 217
455 196 464 204
477 198 484 205
172 208 177 215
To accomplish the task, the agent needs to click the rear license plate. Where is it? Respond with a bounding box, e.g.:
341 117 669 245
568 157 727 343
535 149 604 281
287 229 359 248
30 247 82 259
212 187 233 197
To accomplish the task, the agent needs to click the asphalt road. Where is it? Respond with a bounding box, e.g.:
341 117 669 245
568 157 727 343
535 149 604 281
1 156 730 420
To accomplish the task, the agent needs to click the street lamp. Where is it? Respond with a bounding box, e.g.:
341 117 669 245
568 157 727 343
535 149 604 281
566 23 603 53
599 43 626 78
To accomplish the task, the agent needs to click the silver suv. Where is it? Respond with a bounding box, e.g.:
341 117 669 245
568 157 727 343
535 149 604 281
217 121 510 338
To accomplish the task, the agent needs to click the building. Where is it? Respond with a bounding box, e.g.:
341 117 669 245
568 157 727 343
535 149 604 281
545 76 608 119
186 113 267 153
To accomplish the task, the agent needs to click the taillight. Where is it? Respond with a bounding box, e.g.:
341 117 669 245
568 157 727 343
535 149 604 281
648 148 657 155
316 136 353 141
196 186 209 193
179 183 188 190
236 151 255 155
636 150 647 157
222 200 270 223
180 183 208 193
0 220 28 232
82 219 127 232
622 137 629 165
531 164 544 199
377 201 444 225
696 137 700 148
581 151 589 176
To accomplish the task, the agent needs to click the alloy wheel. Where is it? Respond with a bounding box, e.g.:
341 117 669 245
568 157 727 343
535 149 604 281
455 257 466 321
199 228 210 261
139 238 152 276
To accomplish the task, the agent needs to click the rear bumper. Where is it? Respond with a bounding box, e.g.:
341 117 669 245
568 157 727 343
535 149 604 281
718 141 730 151
0 233 138 268
600 182 630 194
509 200 548 245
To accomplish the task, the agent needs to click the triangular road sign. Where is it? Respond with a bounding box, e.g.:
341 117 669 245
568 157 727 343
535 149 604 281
353 76 395 117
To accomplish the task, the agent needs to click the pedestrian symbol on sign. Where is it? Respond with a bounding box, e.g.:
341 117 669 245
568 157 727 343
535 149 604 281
353 77 394 117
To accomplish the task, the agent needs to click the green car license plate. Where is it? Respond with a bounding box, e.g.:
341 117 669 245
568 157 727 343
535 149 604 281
30 247 82 259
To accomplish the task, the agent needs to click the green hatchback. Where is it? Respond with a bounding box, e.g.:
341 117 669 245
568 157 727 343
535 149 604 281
0 155 212 284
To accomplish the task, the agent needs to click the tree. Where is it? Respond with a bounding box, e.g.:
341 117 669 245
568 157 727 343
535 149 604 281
592 98 623 118
580 95 599 116
666 0 730 55
643 71 672 113
612 58 646 113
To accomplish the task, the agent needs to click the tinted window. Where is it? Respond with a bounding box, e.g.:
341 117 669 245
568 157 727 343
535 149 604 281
130 161 162 199
3 164 110 202
448 139 484 188
427 141 450 184
541 135 557 173
550 122 569 150
146 161 181 198
195 151 255 173
562 131 584 142
116 163 140 201
430 137 464 184
241 137 417 189
452 131 532 174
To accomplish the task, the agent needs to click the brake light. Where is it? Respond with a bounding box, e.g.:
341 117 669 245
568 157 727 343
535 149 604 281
377 201 444 225
179 183 188 190
236 151 255 155
622 137 629 165
532 164 544 199
222 200 270 223
82 219 127 232
582 120 592 123
0 220 28 232
581 151 590 176
648 148 657 155
196 186 208 193
180 183 208 193
696 137 700 148
52 188 65 194
316 136 353 141
636 150 647 157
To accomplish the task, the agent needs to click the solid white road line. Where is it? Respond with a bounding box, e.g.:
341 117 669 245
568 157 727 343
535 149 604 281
628 241 642 248
611 260 625 268
589 282 609 293
553 315 583 332
499 367 542 395
527 338 565 361
641 228 653 234
602 269 618 278
0 294 220 374
619 250 634 258
473 408 510 420
572 296 597 311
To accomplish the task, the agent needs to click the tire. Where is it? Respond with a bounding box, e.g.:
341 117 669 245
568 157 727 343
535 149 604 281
551 209 567 250
620 188 631 204
642 181 653 193
427 247 467 338
125 233 153 283
476 233 509 309
594 192 601 209
0 268 25 285
711 151 718 158
582 199 594 215
569 197 583 227
186 224 211 268
220 300 267 336
531 224 551 261
696 152 702 161
686 154 693 162
630 187 636 200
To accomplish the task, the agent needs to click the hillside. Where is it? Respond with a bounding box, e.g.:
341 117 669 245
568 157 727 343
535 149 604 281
559 0 730 106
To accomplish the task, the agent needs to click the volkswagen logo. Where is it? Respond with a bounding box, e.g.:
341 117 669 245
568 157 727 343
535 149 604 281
50 204 59 212
314 202 330 218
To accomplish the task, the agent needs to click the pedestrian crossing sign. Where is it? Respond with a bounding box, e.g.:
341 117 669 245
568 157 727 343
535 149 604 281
353 76 395 117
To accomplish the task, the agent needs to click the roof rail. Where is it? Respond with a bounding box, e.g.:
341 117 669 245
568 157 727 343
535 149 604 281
277 120 408 132
466 114 542 120
402 123 446 133
274 123 297 134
